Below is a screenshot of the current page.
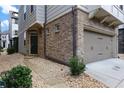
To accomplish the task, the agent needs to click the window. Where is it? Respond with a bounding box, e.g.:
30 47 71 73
119 5 123 10
24 6 27 20
15 19 18 24
12 18 18 24
31 5 34 13
15 30 18 35
2 36 4 39
54 24 60 32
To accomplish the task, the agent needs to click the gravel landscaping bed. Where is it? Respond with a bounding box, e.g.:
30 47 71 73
0 53 108 88
65 73 108 88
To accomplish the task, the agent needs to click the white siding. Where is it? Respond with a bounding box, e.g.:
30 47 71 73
79 5 124 23
101 5 124 23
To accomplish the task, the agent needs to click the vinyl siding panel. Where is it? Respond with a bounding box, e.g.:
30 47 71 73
18 6 25 34
25 5 37 30
36 5 45 24
18 31 27 54
47 5 73 22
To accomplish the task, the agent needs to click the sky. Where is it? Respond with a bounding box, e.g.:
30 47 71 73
0 5 19 32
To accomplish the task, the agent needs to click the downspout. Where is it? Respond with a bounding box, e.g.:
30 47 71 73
72 6 77 57
44 5 47 57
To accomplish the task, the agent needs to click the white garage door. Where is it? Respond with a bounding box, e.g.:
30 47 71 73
84 31 113 63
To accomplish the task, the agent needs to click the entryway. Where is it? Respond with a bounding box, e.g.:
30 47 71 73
30 32 38 54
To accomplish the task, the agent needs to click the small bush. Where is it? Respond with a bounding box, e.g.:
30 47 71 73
0 47 3 52
69 56 85 76
1 65 32 88
7 47 16 54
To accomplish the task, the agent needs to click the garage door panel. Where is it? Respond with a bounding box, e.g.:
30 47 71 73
84 31 113 63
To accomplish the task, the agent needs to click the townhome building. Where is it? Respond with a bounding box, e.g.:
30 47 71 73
118 25 124 53
0 21 1 48
9 11 19 51
18 5 124 65
0 31 10 49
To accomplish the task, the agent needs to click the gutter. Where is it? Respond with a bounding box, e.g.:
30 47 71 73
44 5 47 58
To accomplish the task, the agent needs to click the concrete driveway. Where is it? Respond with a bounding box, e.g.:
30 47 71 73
86 58 124 88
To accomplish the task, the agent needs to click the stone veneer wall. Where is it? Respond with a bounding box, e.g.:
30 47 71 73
76 9 117 62
45 12 73 63
38 29 44 57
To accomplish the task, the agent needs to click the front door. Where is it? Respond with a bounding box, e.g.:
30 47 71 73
30 33 38 54
3 41 6 48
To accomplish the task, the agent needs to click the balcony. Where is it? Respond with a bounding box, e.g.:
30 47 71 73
88 5 124 27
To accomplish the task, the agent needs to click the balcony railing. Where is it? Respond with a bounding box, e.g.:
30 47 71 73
101 5 124 23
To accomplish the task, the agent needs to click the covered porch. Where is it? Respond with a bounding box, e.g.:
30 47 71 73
26 23 44 57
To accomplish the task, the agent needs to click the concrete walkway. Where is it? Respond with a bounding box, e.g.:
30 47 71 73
86 58 124 88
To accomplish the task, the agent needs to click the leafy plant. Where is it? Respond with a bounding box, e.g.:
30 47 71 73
1 65 32 88
69 56 85 76
0 47 3 52
7 47 16 54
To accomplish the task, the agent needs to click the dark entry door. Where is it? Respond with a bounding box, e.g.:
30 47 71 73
30 34 38 54
3 41 6 48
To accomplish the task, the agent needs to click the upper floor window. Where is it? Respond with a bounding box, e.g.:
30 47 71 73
2 36 6 39
14 30 18 35
119 5 123 10
12 18 18 24
24 6 27 20
31 5 34 13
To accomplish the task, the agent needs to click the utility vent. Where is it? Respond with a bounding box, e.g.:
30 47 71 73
54 24 60 33
98 53 103 55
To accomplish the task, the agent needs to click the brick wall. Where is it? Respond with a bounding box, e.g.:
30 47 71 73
45 12 73 63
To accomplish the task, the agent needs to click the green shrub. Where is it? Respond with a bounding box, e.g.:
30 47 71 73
7 47 15 54
1 65 32 88
0 47 3 52
69 56 85 76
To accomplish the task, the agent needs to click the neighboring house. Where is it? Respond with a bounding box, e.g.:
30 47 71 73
118 5 124 54
9 11 19 51
0 32 10 49
18 5 124 65
0 21 1 48
118 25 124 53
